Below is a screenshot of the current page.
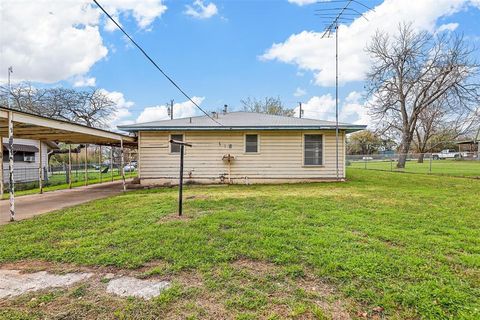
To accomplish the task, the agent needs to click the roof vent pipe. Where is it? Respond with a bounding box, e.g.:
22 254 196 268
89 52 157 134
212 111 217 118
223 104 228 114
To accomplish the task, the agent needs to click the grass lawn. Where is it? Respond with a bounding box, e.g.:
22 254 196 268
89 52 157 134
0 170 479 319
348 159 480 178
1 170 137 199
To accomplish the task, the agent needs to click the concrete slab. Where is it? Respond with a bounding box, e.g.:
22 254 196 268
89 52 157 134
106 277 170 300
0 180 130 225
0 270 93 299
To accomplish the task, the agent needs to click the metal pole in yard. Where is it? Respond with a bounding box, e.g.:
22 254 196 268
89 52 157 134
364 156 367 170
68 145 72 189
169 139 192 216
179 144 185 216
429 153 432 174
8 110 15 221
38 141 43 194
390 156 393 171
84 144 88 186
121 139 126 192
0 136 4 197
110 146 114 182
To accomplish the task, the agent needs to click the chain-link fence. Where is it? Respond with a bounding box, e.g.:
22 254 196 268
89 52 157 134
2 161 137 192
347 151 480 178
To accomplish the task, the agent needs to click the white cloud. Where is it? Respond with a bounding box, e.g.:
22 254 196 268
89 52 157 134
100 0 167 30
73 76 96 87
136 97 205 123
294 91 370 125
437 22 459 32
184 0 218 19
288 0 317 6
293 87 307 97
99 89 135 130
262 0 474 86
0 0 166 84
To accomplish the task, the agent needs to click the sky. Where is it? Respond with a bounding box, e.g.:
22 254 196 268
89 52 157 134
1 0 480 130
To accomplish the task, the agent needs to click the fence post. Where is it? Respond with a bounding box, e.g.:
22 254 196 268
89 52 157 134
121 139 126 192
390 156 393 171
364 156 367 170
429 153 432 174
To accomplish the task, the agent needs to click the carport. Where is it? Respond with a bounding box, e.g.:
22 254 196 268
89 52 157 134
0 106 137 222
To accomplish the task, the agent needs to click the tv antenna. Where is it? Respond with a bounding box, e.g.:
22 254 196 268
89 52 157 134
315 0 373 181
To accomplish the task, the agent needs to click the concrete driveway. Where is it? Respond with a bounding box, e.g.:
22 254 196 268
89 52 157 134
0 181 129 225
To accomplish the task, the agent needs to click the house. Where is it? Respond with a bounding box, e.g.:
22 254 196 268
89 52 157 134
118 112 366 184
1 138 59 183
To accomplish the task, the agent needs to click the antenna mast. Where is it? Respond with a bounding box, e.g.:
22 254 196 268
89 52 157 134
315 0 372 181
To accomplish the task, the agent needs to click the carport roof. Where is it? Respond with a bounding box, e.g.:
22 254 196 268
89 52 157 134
0 107 136 146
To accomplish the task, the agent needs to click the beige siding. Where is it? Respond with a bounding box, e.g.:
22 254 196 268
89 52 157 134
138 130 346 184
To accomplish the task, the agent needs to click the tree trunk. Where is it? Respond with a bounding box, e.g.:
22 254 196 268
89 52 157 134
417 153 425 163
397 136 412 168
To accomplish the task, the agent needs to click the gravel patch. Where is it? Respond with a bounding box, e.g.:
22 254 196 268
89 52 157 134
0 270 93 299
106 276 170 300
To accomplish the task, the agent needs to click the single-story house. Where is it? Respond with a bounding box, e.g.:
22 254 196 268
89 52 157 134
118 112 366 184
1 138 59 183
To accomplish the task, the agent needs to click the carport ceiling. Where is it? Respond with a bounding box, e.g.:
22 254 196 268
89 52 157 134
0 107 136 146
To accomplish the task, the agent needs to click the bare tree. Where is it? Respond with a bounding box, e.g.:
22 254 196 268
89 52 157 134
365 23 480 168
241 96 294 117
413 100 480 162
0 82 115 128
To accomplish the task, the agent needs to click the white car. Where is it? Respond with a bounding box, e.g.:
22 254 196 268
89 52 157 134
432 149 467 160
124 164 136 172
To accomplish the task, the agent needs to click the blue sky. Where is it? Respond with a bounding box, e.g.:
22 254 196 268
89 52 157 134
1 0 480 128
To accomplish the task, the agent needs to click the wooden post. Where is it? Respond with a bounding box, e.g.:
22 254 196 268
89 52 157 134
110 146 114 182
38 141 43 194
68 145 72 189
120 139 126 192
8 111 15 221
0 136 4 197
84 144 88 186
99 145 102 183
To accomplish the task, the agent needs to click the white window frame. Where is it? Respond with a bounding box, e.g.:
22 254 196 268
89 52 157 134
303 133 324 166
170 133 184 154
244 133 260 154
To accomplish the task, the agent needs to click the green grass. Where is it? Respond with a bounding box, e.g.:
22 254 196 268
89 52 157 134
348 159 480 178
1 170 137 199
0 170 479 319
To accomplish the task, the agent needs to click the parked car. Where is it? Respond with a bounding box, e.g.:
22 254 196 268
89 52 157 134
124 164 136 172
432 149 468 160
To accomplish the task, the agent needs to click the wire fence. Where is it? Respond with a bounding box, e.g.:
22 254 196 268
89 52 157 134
2 161 138 192
347 151 480 178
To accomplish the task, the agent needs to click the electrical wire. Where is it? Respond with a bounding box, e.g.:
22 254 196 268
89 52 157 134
92 0 223 126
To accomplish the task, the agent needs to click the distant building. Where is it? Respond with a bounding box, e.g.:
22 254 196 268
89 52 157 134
2 138 59 183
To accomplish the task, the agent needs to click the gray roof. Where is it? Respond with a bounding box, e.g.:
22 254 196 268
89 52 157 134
118 111 366 133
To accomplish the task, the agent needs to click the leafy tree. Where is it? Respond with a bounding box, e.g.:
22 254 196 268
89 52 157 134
347 130 382 155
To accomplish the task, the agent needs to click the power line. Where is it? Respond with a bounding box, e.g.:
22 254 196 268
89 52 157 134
92 0 222 126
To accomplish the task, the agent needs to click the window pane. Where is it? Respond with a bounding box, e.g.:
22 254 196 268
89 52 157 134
170 134 183 153
304 134 322 165
245 134 258 153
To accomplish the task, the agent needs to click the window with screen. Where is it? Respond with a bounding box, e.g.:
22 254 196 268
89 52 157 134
304 134 323 165
170 134 183 153
245 134 258 153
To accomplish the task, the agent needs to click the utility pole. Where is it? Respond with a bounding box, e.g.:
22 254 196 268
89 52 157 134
298 102 303 118
168 99 174 120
